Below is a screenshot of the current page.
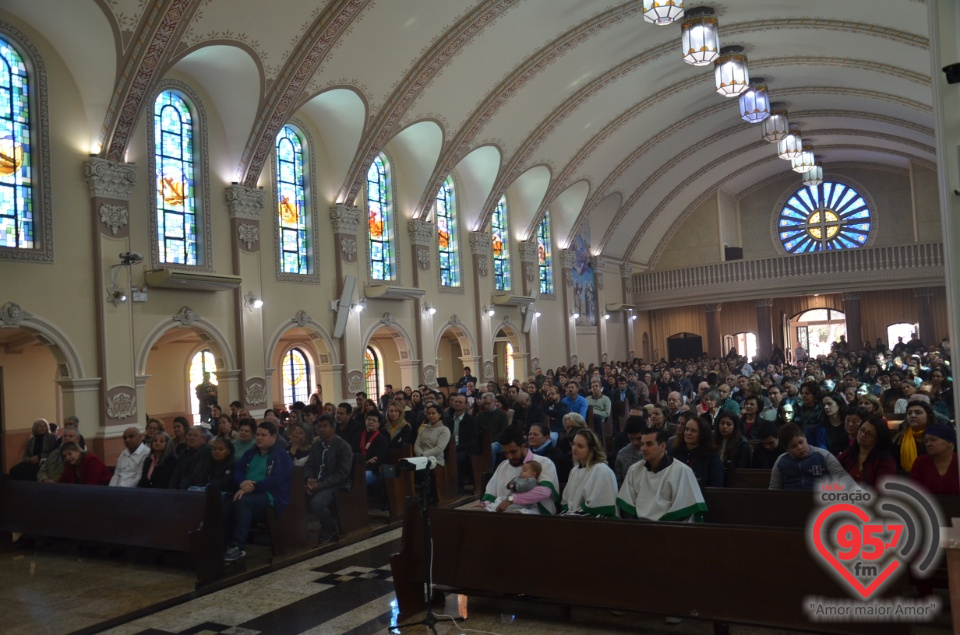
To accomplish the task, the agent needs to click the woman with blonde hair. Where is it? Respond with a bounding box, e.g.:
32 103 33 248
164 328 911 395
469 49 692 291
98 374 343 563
560 428 618 518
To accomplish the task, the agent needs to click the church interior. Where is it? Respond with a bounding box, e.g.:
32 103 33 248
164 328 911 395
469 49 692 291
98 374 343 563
1 0 960 633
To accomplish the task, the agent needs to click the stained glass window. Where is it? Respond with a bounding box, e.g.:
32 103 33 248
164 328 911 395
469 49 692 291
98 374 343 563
0 38 32 250
491 196 510 291
154 91 199 265
778 181 872 253
276 125 310 274
436 176 460 287
364 346 382 400
367 154 394 280
282 348 311 407
537 210 553 295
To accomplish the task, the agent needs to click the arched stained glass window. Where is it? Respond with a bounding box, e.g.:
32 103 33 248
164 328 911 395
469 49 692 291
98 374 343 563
276 125 310 274
778 181 872 254
364 346 382 400
537 211 553 295
188 349 218 425
155 91 199 265
491 196 510 291
282 347 311 407
436 176 460 287
0 38 32 250
367 154 394 280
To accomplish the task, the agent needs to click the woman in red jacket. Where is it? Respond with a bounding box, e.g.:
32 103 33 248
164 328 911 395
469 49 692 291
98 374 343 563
59 442 111 485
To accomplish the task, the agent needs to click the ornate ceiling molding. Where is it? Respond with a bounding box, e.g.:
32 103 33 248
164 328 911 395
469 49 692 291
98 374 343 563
100 0 204 163
236 0 371 187
337 0 521 206
735 161 910 201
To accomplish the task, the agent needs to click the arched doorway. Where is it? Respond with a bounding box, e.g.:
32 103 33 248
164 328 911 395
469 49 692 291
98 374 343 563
493 320 524 384
434 318 476 390
267 320 336 411
789 308 846 360
724 332 757 361
886 322 918 351
358 316 416 398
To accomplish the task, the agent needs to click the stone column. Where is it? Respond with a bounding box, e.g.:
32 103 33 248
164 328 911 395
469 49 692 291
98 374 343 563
518 240 540 361
331 204 363 395
226 184 269 412
84 157 138 457
842 292 862 354
594 257 608 361
621 264 635 359
756 298 774 361
561 249 577 366
705 304 722 358
915 288 937 347
469 231 494 380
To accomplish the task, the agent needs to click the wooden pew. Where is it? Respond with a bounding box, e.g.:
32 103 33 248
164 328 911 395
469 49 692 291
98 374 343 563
725 467 772 489
384 444 415 521
432 436 459 506
265 466 309 559
389 499 906 634
0 476 224 587
470 431 492 495
334 454 372 539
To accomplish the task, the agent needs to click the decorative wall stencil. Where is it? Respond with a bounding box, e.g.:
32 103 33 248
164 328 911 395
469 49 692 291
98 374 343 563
330 204 362 234
99 204 128 235
531 357 540 370
244 379 267 406
0 302 31 326
225 183 266 220
172 306 200 327
292 309 311 327
85 157 138 200
476 255 489 277
347 370 364 395
570 355 578 366
105 389 137 420
602 352 608 363
380 312 395 326
423 364 437 388
483 360 494 381
469 231 492 254
340 236 358 262
416 246 430 270
408 219 434 246
237 222 260 251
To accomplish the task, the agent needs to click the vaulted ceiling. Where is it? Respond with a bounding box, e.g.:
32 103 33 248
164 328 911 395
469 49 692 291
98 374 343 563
8 0 935 267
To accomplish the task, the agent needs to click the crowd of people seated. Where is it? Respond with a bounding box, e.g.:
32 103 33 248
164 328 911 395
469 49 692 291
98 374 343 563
7 334 955 566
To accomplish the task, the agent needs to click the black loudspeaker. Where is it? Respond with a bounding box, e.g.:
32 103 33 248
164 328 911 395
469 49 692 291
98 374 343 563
944 63 960 84
724 246 744 261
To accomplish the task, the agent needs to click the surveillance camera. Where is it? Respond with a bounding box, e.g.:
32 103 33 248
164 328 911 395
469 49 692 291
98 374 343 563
943 63 960 84
119 251 143 265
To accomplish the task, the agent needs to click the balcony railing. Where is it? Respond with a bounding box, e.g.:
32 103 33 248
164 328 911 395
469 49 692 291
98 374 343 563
632 243 945 309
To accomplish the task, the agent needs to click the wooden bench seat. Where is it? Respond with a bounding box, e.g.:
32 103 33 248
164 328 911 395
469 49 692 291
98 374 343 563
384 445 415 521
265 466 308 559
334 454 372 539
0 475 224 587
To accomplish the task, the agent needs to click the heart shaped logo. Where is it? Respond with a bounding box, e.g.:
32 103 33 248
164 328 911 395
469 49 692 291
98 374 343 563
811 503 902 600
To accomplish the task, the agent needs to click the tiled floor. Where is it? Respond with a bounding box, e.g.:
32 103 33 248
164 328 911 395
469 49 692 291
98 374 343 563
2 517 955 635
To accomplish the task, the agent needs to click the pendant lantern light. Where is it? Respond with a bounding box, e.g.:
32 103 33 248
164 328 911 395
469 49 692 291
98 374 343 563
761 103 789 143
680 7 719 66
803 162 824 188
714 45 749 97
739 78 770 123
778 125 803 160
791 146 816 173
643 0 684 25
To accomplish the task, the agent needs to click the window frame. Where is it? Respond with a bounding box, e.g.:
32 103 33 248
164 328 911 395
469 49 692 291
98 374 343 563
491 195 511 292
366 152 397 282
537 210 554 296
0 23 52 263
281 346 313 407
147 80 213 272
436 175 462 292
273 119 320 283
772 177 877 256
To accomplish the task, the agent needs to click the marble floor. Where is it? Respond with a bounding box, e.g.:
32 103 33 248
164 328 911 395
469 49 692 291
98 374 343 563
2 517 954 635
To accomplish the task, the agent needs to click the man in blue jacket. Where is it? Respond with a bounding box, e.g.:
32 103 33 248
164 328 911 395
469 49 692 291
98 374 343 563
224 421 293 562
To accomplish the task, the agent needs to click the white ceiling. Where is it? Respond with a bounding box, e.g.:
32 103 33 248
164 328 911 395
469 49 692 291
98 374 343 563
7 0 937 267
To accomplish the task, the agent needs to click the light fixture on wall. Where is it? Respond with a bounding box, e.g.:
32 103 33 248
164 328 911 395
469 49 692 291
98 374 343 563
422 304 437 316
643 0 683 25
107 284 127 307
802 162 823 188
603 314 611 320
791 145 816 173
680 7 718 66
570 311 580 319
106 252 142 307
761 104 789 143
714 45 749 98
777 125 803 160
243 292 263 311
738 78 770 123
534 311 542 318
352 299 366 313
484 305 496 317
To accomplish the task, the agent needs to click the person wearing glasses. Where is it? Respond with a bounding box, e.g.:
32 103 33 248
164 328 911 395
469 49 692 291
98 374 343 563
837 416 895 488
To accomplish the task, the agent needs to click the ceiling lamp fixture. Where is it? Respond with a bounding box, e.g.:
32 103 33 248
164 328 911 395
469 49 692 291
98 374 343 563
643 0 684 25
739 78 770 123
761 103 789 143
791 145 816 173
714 45 749 97
680 7 719 66
777 125 803 160
803 162 823 188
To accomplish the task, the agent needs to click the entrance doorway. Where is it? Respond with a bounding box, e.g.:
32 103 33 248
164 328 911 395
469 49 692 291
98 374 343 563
789 308 846 360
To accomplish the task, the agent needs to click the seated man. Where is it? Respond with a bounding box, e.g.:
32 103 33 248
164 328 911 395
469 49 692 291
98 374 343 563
750 421 783 469
561 381 589 419
168 426 213 489
478 428 559 514
585 381 612 432
444 394 479 491
616 428 706 522
304 415 353 544
109 426 150 487
225 421 293 562
614 416 647 486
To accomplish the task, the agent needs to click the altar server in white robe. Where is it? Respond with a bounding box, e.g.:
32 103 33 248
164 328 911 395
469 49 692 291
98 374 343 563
560 428 618 518
617 428 707 522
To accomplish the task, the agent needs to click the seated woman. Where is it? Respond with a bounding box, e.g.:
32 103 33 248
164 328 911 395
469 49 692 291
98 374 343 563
770 424 857 491
384 404 413 448
819 392 849 455
207 437 238 495
669 416 724 488
796 381 825 446
738 395 762 439
894 381 917 415
231 419 256 457
892 400 936 474
841 407 870 452
354 412 389 486
144 417 165 448
560 428 618 518
714 410 751 470
214 414 237 444
413 404 451 466
909 423 959 495
10 418 57 481
59 442 112 485
857 393 887 425
837 416 896 488
928 366 953 420
171 416 190 456
138 432 179 488
286 423 313 467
